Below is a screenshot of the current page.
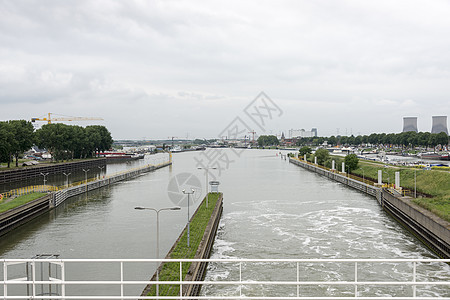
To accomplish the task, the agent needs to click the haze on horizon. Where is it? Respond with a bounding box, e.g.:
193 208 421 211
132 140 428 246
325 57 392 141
1 0 449 140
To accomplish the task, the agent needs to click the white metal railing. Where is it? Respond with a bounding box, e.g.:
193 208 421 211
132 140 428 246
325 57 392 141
1 258 449 299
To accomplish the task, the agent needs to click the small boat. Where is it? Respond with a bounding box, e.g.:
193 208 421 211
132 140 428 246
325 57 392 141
418 152 450 160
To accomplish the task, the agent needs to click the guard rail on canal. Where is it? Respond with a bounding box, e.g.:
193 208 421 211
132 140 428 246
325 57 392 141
1 258 449 299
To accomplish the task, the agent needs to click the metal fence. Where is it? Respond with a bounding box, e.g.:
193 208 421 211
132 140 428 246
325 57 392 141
1 258 449 299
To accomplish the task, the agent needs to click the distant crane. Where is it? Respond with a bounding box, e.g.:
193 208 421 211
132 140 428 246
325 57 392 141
168 137 179 147
248 130 256 143
31 113 103 124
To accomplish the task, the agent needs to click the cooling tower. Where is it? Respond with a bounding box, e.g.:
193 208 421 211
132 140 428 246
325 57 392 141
431 116 448 134
403 117 418 132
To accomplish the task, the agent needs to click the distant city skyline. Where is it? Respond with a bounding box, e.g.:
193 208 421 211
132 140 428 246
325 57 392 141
1 1 449 139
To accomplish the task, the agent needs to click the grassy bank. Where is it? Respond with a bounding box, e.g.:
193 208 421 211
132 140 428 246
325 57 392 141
299 155 449 221
350 161 450 222
0 192 47 213
146 193 221 297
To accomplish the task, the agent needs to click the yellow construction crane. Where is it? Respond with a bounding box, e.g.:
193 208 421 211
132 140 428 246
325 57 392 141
31 113 103 124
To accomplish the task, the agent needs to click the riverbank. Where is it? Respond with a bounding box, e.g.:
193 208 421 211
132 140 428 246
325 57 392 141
141 192 223 298
0 192 45 213
0 158 107 185
351 161 450 222
289 157 450 258
304 153 449 222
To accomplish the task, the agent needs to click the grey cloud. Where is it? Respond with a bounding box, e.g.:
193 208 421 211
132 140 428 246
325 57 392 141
1 0 449 138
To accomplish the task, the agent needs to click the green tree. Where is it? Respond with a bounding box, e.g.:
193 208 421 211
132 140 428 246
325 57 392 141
344 154 359 172
35 123 69 161
85 126 102 157
8 120 35 167
257 135 279 147
436 132 449 147
314 148 329 165
0 122 14 166
428 133 439 149
299 146 312 156
327 136 337 146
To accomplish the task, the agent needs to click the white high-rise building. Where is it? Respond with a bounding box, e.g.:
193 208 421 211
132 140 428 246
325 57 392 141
289 128 318 138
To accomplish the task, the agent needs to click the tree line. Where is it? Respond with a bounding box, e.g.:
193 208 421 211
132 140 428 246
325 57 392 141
257 135 279 146
296 131 449 149
0 120 113 168
299 146 360 173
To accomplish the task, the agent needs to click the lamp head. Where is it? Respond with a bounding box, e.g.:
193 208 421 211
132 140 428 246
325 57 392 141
134 207 145 210
171 206 181 210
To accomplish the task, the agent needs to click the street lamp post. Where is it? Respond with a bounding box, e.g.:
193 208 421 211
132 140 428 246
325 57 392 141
40 173 49 191
197 167 216 208
82 169 90 192
359 168 365 183
359 167 366 193
182 189 195 247
134 206 180 297
98 166 105 179
383 170 390 186
414 168 417 198
63 172 71 188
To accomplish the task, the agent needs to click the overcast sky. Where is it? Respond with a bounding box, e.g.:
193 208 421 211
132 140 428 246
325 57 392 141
1 0 449 140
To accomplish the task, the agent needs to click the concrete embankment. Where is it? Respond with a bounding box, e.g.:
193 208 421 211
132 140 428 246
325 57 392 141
0 159 107 185
0 162 172 237
140 193 223 298
289 157 450 258
52 162 171 207
0 194 52 237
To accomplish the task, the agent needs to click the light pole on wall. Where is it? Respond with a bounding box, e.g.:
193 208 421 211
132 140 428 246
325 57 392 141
197 167 216 209
63 172 71 188
40 173 49 191
98 166 105 178
182 189 195 247
134 206 180 297
82 169 90 192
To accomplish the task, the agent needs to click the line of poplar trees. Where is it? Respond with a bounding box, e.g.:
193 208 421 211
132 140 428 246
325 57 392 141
296 131 449 149
0 121 113 168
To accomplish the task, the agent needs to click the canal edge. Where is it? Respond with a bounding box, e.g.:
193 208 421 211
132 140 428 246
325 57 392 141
0 162 172 237
140 192 223 297
289 157 450 258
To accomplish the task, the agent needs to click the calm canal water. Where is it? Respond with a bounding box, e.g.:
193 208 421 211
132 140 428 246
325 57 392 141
1 150 448 298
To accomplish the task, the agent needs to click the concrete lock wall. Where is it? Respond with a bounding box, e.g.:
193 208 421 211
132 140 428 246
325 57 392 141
0 159 107 185
0 194 52 237
0 162 172 237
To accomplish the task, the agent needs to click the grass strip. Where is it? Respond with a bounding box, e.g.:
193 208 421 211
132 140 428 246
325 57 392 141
0 192 47 213
351 162 450 221
146 193 221 297
297 156 449 221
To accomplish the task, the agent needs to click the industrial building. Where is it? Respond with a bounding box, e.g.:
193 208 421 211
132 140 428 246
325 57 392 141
288 128 318 138
402 116 448 134
402 117 418 132
431 116 448 135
